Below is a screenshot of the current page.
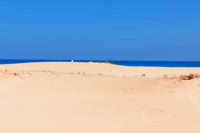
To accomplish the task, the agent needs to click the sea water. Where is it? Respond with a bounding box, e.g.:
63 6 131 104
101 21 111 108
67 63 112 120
0 59 200 67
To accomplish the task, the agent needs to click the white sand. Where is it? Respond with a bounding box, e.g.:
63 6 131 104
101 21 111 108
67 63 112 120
0 62 200 133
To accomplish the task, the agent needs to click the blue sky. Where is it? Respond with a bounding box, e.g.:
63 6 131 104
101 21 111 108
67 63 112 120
0 0 200 60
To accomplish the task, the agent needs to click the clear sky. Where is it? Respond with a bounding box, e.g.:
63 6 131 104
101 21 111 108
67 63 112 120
0 0 200 60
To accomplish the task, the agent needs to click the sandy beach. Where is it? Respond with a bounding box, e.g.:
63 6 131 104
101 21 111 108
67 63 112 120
1 62 200 133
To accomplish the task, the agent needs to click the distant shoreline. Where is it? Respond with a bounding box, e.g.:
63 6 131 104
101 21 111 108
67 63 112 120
1 59 200 67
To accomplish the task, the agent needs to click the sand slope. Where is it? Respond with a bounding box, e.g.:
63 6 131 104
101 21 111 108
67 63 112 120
0 62 200 133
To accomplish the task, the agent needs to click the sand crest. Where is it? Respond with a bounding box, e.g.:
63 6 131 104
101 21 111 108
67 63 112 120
0 62 200 133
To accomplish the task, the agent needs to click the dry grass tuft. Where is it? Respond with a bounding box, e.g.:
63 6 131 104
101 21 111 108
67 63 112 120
179 73 200 80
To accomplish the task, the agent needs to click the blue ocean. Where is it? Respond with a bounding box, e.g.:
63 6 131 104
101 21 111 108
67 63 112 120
1 59 200 67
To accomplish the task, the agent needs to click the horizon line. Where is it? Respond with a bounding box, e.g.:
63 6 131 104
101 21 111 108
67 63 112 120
0 59 200 62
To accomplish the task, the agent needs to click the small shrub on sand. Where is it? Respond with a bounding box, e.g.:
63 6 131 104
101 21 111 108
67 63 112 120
179 73 200 80
142 74 146 77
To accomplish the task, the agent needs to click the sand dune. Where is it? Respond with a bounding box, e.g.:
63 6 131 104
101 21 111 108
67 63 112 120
0 62 200 133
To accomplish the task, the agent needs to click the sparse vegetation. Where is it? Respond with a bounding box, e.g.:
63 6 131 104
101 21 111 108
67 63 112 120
179 73 200 80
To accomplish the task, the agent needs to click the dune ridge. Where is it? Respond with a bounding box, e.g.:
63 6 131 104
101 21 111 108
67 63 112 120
0 62 200 133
